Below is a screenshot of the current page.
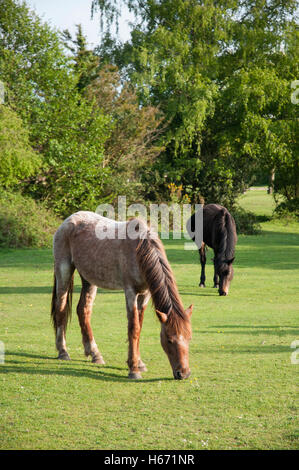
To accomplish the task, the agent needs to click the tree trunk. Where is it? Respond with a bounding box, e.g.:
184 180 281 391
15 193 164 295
267 169 275 194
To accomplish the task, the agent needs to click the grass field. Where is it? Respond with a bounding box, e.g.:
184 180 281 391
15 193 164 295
0 189 298 450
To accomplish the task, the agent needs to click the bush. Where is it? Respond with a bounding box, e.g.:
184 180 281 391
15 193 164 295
273 199 299 222
231 206 262 235
0 190 61 248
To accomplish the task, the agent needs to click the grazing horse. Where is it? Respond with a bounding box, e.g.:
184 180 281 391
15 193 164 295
51 211 193 380
187 204 237 296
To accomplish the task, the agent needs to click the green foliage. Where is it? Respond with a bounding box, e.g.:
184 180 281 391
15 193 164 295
0 2 166 215
0 190 60 248
230 206 261 235
0 0 111 216
0 105 41 187
93 0 299 208
61 24 100 93
31 95 111 216
86 65 164 204
62 27 165 205
0 0 70 121
0 0 298 218
273 198 299 222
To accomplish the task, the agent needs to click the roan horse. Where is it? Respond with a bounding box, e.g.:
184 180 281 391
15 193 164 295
51 211 193 380
187 204 237 296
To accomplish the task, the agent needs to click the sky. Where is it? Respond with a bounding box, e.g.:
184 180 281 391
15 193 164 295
26 0 133 48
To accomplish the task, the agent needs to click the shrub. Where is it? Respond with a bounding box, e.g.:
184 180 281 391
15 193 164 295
273 199 299 222
0 190 61 248
230 206 262 235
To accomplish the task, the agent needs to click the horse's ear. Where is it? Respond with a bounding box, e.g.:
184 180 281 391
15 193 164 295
156 310 168 324
227 257 235 264
185 304 193 318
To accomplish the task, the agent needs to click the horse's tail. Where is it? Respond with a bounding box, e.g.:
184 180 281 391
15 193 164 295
51 271 74 332
215 208 237 262
51 272 57 330
215 208 228 260
224 211 237 261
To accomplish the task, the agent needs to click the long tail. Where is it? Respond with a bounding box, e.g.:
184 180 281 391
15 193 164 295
225 212 237 260
216 209 228 259
51 272 74 332
215 209 237 261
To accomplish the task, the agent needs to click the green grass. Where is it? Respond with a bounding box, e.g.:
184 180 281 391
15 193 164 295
237 187 278 217
0 190 298 449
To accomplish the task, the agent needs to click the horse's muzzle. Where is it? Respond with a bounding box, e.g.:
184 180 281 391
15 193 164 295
219 290 227 296
174 370 191 380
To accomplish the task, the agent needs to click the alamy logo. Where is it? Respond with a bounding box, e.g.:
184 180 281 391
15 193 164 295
291 80 299 105
95 196 203 250
290 340 299 364
0 341 4 364
0 81 4 104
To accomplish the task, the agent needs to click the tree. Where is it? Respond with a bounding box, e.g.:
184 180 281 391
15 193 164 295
92 0 299 207
0 104 41 188
0 0 111 216
63 25 165 204
61 24 100 93
86 65 165 203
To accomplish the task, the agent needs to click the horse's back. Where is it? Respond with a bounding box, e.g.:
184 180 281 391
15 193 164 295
187 204 236 250
53 211 147 290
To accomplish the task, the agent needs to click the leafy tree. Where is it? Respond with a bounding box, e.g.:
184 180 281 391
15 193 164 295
63 25 165 204
0 104 41 188
0 0 111 216
92 0 299 208
86 64 165 203
61 24 100 93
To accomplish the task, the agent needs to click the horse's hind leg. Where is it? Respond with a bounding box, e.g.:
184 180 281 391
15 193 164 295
199 243 206 288
76 275 104 364
52 260 74 360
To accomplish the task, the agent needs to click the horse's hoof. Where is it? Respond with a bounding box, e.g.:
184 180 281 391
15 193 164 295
57 352 71 361
92 355 105 365
199 283 205 288
213 284 219 289
138 361 147 372
128 372 142 380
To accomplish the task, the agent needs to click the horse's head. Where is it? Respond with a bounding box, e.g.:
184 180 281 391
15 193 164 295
216 258 235 296
156 305 193 380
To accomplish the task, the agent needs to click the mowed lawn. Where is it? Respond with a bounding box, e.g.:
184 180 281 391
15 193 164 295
0 190 298 450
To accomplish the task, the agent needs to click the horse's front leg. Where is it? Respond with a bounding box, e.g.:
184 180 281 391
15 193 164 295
136 292 150 372
213 255 219 289
125 288 143 379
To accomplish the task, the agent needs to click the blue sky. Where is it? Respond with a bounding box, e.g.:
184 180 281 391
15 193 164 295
26 0 132 47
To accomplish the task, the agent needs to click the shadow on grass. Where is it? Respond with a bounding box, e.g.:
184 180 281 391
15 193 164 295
165 230 299 270
0 248 52 269
204 344 293 354
205 325 299 337
0 286 123 295
1 351 173 383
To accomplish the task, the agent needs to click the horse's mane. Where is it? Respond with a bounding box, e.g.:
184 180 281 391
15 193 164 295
214 208 237 262
136 230 191 339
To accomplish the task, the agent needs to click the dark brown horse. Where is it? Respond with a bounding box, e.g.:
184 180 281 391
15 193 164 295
187 204 237 296
51 211 192 379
